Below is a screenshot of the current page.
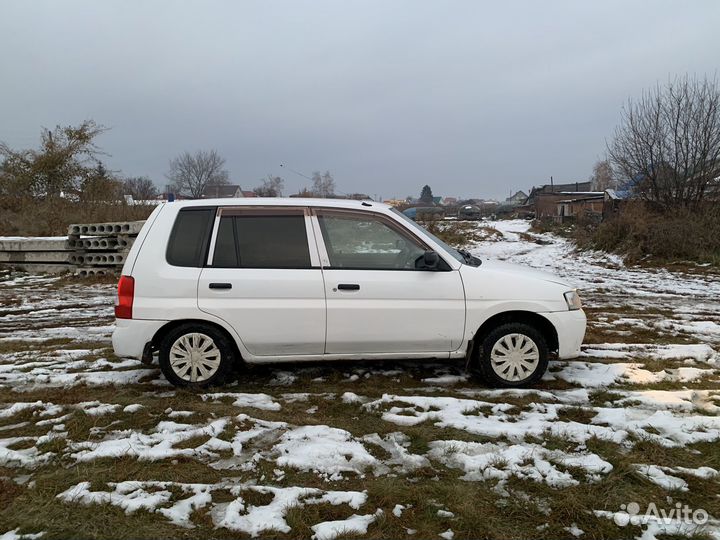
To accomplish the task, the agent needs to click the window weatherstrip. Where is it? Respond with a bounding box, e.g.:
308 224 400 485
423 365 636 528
310 214 331 267
218 206 306 217
206 213 221 266
304 212 321 268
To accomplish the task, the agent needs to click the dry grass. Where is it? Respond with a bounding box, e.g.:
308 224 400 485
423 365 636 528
417 219 496 249
1 358 719 539
572 203 720 266
0 196 156 236
4 446 715 540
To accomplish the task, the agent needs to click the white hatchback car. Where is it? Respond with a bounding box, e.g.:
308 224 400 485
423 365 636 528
112 199 586 388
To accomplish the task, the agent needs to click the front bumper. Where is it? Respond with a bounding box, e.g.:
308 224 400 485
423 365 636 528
112 318 167 360
542 309 587 359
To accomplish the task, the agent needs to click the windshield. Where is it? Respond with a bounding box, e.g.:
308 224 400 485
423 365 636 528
390 208 465 264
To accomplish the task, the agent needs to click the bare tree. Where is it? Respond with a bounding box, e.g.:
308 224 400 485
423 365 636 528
166 150 229 198
608 76 720 207
254 175 284 197
122 176 158 200
310 170 335 198
589 159 617 191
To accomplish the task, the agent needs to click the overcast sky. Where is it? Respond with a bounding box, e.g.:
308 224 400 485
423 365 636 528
1 1 718 200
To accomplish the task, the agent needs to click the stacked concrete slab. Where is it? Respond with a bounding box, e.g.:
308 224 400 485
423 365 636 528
67 220 145 275
0 220 146 275
0 237 73 274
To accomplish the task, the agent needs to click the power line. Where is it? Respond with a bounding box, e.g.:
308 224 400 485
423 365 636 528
279 163 312 181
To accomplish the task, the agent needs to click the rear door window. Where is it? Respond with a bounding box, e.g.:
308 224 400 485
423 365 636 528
211 211 311 268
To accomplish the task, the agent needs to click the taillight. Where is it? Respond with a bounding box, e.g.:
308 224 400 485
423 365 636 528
115 275 135 319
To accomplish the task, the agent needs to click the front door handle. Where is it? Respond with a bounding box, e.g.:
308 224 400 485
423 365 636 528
209 283 232 290
337 283 360 291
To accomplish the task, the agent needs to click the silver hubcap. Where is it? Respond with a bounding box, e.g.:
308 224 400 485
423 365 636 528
169 333 221 382
490 333 540 382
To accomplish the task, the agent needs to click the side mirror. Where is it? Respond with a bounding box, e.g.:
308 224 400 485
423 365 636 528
417 250 439 270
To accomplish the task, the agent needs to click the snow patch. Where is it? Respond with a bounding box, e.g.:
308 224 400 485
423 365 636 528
311 512 379 540
273 425 377 479
428 440 612 488
202 392 281 411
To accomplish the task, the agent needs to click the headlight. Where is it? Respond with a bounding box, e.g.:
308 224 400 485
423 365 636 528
564 290 582 311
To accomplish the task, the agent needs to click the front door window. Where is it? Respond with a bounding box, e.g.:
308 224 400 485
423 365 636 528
317 212 427 270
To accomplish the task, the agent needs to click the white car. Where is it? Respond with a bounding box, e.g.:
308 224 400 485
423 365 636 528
112 198 586 388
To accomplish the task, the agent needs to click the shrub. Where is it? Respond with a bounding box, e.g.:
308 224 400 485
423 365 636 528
578 202 720 265
418 219 488 249
530 219 574 237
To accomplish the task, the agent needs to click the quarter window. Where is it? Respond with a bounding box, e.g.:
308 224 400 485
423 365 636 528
317 213 427 270
166 208 215 267
212 214 311 268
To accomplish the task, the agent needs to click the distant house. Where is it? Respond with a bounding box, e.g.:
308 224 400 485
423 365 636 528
526 181 592 202
556 195 604 222
241 190 257 197
525 181 601 219
442 197 458 206
602 188 635 219
505 190 527 206
541 181 593 194
475 198 500 206
202 184 244 198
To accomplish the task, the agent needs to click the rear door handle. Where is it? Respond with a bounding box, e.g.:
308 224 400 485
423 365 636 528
209 283 232 290
337 283 360 291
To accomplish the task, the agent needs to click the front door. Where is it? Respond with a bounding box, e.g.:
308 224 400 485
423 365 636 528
198 207 326 356
313 209 465 355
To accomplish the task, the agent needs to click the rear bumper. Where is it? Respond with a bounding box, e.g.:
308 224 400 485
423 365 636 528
112 318 167 359
542 309 587 359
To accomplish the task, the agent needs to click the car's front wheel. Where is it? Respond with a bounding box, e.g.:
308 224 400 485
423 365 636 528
473 323 549 387
158 323 236 388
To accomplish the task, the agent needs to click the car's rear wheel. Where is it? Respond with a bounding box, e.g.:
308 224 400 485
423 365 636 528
159 323 235 388
472 323 549 387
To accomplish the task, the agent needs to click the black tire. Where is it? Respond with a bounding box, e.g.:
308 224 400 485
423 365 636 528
471 323 549 388
158 322 236 388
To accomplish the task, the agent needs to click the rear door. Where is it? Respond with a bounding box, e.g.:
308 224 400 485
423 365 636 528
313 208 465 355
197 207 326 357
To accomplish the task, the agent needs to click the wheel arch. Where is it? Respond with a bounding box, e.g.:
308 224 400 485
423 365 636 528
151 319 245 364
472 311 559 354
